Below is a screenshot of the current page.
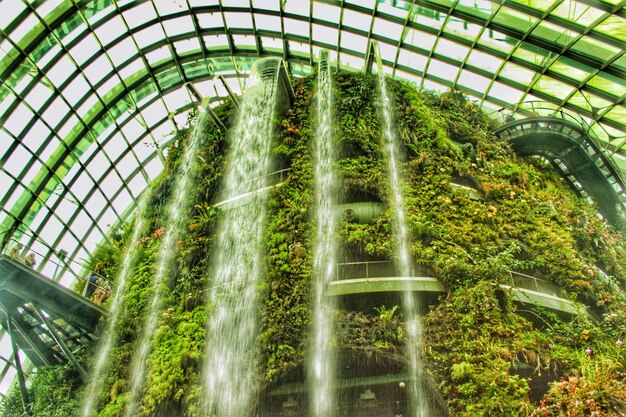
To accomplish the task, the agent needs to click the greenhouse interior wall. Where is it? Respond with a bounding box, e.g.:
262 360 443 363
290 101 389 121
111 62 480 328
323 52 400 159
1 65 624 417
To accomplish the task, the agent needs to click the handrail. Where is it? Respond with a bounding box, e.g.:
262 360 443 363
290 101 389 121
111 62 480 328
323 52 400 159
334 260 572 301
2 234 113 300
335 260 436 281
490 101 626 183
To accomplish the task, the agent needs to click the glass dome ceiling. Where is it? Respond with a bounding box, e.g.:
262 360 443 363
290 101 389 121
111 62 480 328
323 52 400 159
0 0 624 396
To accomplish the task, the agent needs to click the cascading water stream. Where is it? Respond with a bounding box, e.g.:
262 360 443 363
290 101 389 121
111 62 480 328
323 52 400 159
308 51 339 417
379 75 430 417
123 110 211 417
200 60 280 417
80 192 150 417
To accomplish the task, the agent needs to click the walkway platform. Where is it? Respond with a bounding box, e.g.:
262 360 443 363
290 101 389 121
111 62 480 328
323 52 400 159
495 118 626 225
0 255 106 367
328 261 584 316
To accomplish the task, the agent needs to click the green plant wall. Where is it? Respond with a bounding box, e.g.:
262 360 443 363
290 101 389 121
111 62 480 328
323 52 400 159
3 72 625 417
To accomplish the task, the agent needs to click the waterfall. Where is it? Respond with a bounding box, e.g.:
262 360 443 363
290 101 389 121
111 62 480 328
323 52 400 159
123 109 211 417
80 192 149 417
379 75 429 416
308 50 339 417
200 58 281 417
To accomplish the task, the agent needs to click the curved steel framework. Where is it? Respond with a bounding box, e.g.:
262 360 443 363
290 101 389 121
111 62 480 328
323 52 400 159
0 0 624 397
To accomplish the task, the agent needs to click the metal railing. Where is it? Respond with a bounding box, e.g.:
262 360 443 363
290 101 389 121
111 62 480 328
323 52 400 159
2 232 113 302
334 260 571 301
490 101 626 186
505 270 565 298
335 260 436 281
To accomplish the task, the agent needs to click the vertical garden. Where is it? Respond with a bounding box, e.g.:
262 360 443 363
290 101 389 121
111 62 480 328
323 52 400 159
2 71 625 417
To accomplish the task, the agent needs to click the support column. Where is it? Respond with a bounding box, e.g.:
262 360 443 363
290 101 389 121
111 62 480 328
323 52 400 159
33 306 87 382
2 306 32 416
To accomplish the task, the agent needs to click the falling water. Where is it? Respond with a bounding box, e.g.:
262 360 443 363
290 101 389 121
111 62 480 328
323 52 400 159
308 51 339 417
200 59 280 417
123 110 211 417
379 75 429 417
80 192 150 417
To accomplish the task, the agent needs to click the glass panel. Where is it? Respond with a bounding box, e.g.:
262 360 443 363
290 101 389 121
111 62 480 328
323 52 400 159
340 53 365 70
224 12 253 29
500 62 536 85
587 72 626 98
434 38 469 62
492 7 537 33
163 16 194 37
602 105 626 124
594 15 626 42
3 146 30 177
47 54 76 86
252 0 280 10
94 15 126 47
118 57 144 82
310 24 335 46
534 74 575 99
284 17 309 38
260 37 282 51
254 14 281 31
58 115 80 139
11 13 39 42
570 36 620 62
232 34 257 48
477 28 516 54
422 77 448 93
532 20 577 48
340 30 368 54
513 42 552 66
488 81 525 104
466 49 502 73
283 0 308 17
0 368 17 396
550 0 606 27
346 0 375 8
443 19 483 41
69 34 100 66
146 45 171 65
404 28 436 51
373 17 404 41
455 0 495 19
43 96 71 128
510 0 558 12
63 76 90 107
378 1 409 19
134 25 166 49
342 9 371 32
313 2 340 24
143 156 164 181
123 2 158 29
549 57 593 83
204 34 229 49
608 53 626 73
411 8 445 31
0 0 25 30
83 53 114 85
457 70 492 92
397 49 427 72
4 102 34 136
427 59 459 83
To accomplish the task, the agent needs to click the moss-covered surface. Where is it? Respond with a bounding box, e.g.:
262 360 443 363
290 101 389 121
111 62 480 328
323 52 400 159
3 72 625 417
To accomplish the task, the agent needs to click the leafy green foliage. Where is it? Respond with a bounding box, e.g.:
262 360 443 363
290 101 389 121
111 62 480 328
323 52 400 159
7 71 625 417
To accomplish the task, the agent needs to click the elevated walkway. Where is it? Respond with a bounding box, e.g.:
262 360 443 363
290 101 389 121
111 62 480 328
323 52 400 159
495 117 626 225
0 255 106 368
328 261 583 316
